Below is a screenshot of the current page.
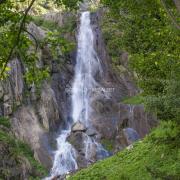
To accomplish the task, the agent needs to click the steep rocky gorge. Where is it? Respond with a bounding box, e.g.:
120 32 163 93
0 10 156 179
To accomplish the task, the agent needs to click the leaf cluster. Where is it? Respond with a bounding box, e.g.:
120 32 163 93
101 0 180 122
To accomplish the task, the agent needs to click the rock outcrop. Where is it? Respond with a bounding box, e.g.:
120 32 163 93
87 10 157 152
0 9 157 175
0 12 77 171
72 122 86 132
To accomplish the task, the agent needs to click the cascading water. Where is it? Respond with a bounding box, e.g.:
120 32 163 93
45 11 109 179
72 11 108 162
72 11 103 127
48 129 78 177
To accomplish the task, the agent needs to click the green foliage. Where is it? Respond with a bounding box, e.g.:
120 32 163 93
100 0 180 122
55 0 83 10
123 95 144 105
24 66 50 87
0 117 11 128
14 0 59 15
150 121 180 142
32 16 61 31
0 0 77 82
0 129 47 179
101 138 114 152
69 121 180 180
0 0 22 79
18 48 50 87
43 31 75 60
88 0 101 12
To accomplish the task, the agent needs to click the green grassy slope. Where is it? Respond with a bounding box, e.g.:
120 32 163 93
69 121 180 180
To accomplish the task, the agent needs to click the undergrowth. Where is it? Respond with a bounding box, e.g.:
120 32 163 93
0 117 47 179
69 121 180 180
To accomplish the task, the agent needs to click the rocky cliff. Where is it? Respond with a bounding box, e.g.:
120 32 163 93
0 10 156 178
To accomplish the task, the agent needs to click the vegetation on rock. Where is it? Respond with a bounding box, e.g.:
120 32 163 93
101 0 180 123
70 121 180 180
0 0 75 85
0 117 47 179
69 0 180 179
0 0 179 179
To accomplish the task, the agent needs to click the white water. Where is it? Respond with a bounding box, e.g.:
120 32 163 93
72 11 103 127
45 11 108 179
72 11 108 161
48 129 78 177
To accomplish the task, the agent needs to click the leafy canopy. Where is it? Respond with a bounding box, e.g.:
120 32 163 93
101 0 180 122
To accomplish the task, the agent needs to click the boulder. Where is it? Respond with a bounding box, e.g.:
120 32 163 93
3 103 13 116
67 131 88 168
72 122 86 132
123 128 140 145
67 131 86 151
86 128 97 136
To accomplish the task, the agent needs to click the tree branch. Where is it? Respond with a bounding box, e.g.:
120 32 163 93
23 28 39 52
0 0 36 78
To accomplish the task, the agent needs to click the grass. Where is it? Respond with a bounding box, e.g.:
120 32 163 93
122 95 144 105
0 117 11 128
69 121 180 180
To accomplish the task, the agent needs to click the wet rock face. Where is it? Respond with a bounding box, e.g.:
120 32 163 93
0 57 57 169
88 10 157 151
123 128 140 145
28 22 46 41
0 12 76 170
67 131 88 168
38 83 60 131
0 58 24 116
11 106 53 169
67 124 101 168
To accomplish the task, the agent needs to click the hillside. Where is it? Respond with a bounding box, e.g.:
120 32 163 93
70 121 180 180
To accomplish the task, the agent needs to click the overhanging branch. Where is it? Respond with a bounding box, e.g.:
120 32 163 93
0 0 36 78
23 28 39 52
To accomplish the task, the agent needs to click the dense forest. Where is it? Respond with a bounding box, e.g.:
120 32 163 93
0 0 179 179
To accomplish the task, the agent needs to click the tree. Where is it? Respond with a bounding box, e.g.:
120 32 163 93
101 0 180 122
0 0 79 82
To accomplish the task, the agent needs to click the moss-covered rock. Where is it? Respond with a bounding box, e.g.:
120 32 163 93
0 117 47 179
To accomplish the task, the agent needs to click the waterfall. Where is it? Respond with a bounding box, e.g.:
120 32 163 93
72 11 108 161
48 129 78 178
72 11 102 127
45 11 108 179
